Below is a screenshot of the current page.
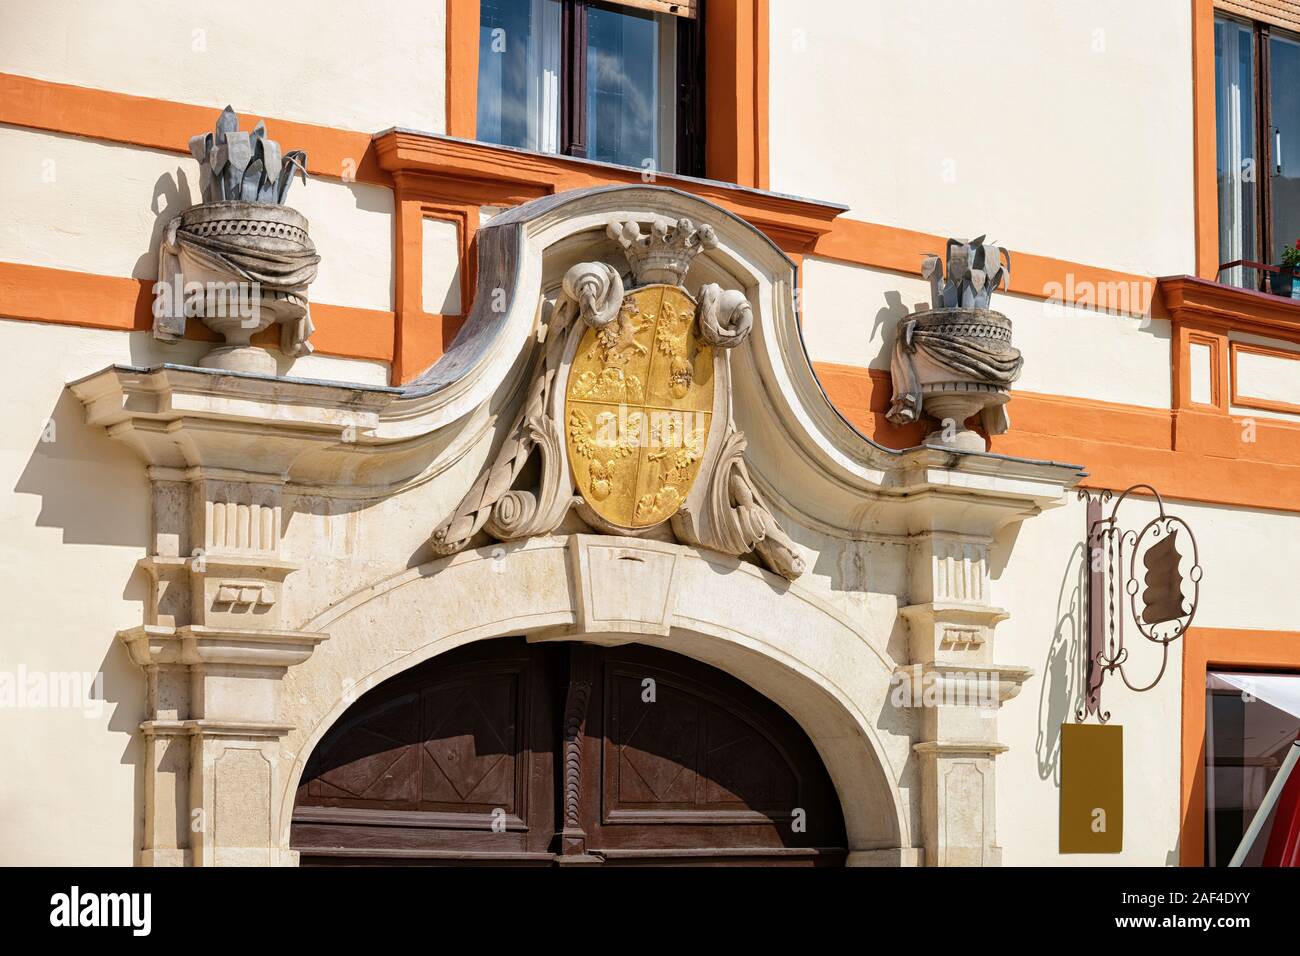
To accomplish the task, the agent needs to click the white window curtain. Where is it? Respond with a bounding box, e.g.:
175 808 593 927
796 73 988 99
527 0 562 155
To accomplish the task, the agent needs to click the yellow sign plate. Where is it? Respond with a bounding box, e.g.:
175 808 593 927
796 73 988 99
1059 722 1123 853
565 284 714 529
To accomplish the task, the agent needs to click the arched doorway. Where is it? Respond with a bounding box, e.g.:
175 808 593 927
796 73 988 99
291 637 848 865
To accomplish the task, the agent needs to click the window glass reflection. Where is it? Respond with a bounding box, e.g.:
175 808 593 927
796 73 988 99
1269 33 1300 274
587 3 660 170
477 0 562 153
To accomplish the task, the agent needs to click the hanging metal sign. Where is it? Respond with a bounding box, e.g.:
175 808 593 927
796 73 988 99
1060 484 1203 854
1076 484 1203 723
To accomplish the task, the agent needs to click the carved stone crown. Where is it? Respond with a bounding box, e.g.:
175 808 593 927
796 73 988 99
607 217 718 286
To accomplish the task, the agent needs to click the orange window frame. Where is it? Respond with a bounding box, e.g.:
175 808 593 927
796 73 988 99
1230 339 1300 415
1181 627 1300 866
444 0 769 188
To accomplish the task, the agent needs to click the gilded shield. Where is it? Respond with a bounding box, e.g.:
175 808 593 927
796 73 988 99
566 284 714 529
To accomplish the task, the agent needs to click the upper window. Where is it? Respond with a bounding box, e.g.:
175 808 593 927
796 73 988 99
476 0 703 177
1215 13 1300 289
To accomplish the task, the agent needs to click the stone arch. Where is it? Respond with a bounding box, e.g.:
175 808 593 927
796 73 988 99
274 536 915 863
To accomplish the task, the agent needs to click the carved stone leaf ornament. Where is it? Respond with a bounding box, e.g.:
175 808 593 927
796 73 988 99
431 216 805 580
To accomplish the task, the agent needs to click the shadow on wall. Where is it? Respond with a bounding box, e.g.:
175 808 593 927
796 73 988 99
806 288 929 450
1036 540 1087 783
11 389 149 862
96 637 146 862
873 289 911 346
132 168 195 281
13 389 150 549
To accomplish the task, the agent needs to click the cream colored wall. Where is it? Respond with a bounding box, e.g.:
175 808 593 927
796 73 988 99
0 320 148 865
993 494 1300 866
800 256 1172 408
0 0 446 135
0 318 389 865
770 0 1196 276
0 127 395 313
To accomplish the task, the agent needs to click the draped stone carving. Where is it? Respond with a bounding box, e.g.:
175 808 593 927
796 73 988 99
886 237 1024 451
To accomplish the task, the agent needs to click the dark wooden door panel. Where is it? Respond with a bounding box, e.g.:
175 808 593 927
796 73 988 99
292 638 557 862
418 670 522 811
587 645 845 861
601 659 801 820
292 638 846 866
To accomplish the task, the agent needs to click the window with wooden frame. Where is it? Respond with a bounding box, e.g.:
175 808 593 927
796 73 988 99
475 0 705 177
1214 3 1300 290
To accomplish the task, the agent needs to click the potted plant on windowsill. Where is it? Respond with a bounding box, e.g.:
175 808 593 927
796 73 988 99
1272 240 1300 299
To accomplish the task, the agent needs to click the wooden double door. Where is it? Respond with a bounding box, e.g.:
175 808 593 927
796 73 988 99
292 638 846 866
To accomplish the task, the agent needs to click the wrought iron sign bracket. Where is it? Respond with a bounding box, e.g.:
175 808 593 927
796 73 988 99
1076 485 1203 723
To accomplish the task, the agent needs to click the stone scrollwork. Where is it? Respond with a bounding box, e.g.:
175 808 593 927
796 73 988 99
429 259 613 555
677 430 806 581
564 260 624 329
697 283 754 348
430 215 804 580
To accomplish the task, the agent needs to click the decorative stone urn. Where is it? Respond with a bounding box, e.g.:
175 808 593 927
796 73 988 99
153 107 318 375
886 237 1023 452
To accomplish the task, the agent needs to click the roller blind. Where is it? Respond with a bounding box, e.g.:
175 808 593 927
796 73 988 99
1218 0 1300 33
608 0 697 19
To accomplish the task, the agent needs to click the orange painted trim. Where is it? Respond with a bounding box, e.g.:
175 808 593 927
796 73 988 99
0 261 153 332
703 0 769 189
1180 627 1300 867
392 178 479 384
372 129 1163 321
0 261 394 363
813 218 1157 317
445 0 480 140
753 0 771 191
1162 274 1300 451
0 72 386 186
1183 330 1227 410
1230 339 1300 415
1161 275 1300 341
305 302 396 364
1192 0 1220 280
373 129 841 251
813 361 1300 513
2 71 1171 337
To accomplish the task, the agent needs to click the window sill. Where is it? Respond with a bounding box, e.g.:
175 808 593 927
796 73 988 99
1159 274 1300 339
371 128 847 253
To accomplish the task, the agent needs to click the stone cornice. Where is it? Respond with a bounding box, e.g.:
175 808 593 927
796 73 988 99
119 624 328 669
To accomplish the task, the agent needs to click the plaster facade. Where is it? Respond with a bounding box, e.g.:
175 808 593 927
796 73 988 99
1 0 1297 868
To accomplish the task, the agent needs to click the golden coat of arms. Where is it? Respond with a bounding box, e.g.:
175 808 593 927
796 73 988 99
430 214 806 580
566 284 713 529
